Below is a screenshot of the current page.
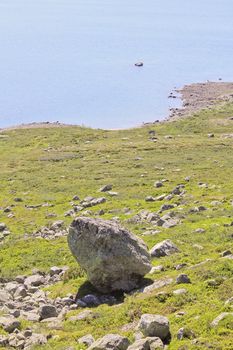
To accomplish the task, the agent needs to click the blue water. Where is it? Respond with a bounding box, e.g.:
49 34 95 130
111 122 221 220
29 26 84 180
0 0 233 129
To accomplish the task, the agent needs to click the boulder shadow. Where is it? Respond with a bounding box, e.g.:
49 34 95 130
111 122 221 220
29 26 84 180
74 280 125 307
75 277 154 307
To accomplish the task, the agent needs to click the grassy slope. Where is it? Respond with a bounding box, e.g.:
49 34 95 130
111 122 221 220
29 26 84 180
0 103 233 349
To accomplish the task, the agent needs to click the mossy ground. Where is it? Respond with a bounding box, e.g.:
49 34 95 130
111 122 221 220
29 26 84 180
0 103 233 349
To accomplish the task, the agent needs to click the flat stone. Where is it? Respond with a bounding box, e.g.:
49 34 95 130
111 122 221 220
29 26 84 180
24 274 45 287
128 337 164 350
211 312 233 327
88 334 130 350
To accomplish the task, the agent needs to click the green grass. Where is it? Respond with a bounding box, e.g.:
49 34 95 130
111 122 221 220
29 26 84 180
0 102 233 349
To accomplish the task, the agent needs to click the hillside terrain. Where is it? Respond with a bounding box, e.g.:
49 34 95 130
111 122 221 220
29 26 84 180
0 86 233 349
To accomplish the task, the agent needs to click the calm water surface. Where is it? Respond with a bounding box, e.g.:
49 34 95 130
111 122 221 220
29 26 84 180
0 0 233 128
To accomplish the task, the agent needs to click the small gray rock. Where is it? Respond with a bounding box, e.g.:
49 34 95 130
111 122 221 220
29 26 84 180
150 240 179 258
154 181 163 188
39 305 58 320
81 294 100 307
0 290 11 303
24 274 45 287
0 335 8 347
173 288 187 295
176 274 191 284
50 266 63 276
78 334 95 347
0 223 7 232
99 185 112 192
0 317 21 333
177 327 195 340
128 337 164 350
211 312 233 327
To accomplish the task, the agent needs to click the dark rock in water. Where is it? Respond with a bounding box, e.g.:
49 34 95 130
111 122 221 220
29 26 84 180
135 62 143 67
67 217 152 293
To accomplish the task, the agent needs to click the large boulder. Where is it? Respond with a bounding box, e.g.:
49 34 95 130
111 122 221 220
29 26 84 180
68 217 151 293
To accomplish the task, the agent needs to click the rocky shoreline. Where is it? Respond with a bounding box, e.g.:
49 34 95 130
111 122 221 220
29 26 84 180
168 81 233 121
1 82 233 132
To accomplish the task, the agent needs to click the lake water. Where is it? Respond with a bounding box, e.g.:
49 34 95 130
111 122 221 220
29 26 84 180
0 0 233 129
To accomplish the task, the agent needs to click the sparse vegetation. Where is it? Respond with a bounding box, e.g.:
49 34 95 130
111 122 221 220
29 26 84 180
1 101 233 349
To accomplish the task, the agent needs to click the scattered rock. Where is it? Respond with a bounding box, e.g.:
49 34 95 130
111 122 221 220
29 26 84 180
88 334 130 350
81 197 106 209
80 294 100 307
221 250 232 257
108 191 119 197
78 334 95 347
14 197 23 202
69 310 100 322
28 221 68 240
176 274 191 284
0 223 7 232
0 223 10 242
154 181 163 188
136 278 173 294
99 185 113 192
138 314 170 340
0 335 8 347
39 304 58 320
149 266 164 274
0 290 11 302
177 327 195 340
24 274 45 287
145 196 156 202
225 297 233 307
194 228 206 234
173 288 187 295
72 195 80 201
150 240 179 258
175 263 187 270
50 266 63 276
128 337 164 350
0 317 21 333
159 204 175 212
210 312 233 327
